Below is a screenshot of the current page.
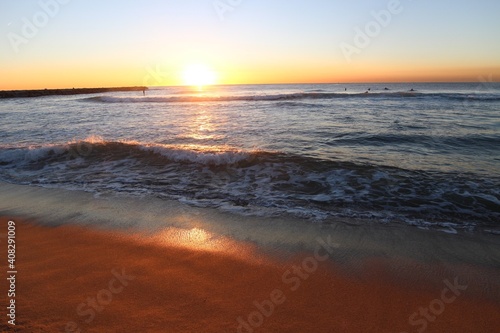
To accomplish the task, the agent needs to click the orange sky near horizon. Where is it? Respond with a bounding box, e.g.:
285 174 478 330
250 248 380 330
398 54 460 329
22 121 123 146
2 63 499 91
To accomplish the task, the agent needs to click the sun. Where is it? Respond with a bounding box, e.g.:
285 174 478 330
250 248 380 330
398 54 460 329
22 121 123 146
182 64 217 88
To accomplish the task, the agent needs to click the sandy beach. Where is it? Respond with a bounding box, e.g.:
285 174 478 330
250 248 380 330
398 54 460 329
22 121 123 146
0 184 500 333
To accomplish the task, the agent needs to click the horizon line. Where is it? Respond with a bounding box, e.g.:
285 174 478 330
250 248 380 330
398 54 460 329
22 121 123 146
2 80 499 92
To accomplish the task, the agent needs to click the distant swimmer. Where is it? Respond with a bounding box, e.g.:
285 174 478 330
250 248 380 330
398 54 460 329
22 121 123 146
368 88 371 91
345 87 347 91
410 88 415 92
384 87 389 90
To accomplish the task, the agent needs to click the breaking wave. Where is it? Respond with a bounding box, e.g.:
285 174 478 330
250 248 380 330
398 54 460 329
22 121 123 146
1 139 499 233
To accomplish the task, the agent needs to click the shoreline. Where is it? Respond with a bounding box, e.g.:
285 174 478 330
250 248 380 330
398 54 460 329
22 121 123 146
0 86 147 99
0 182 500 331
1 182 499 262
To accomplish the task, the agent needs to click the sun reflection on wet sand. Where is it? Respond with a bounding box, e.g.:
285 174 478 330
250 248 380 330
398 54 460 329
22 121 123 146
150 226 267 264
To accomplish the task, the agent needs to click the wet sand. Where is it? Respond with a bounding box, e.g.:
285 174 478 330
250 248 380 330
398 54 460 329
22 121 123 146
0 182 499 332
1 216 500 333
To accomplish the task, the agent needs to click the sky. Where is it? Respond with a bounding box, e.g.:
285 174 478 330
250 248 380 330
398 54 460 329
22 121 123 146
1 0 500 90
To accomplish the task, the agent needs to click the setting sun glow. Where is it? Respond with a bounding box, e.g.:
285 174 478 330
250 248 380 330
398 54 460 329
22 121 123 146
182 64 217 88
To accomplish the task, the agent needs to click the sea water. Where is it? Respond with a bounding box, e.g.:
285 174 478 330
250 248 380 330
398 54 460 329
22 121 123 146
1 83 499 233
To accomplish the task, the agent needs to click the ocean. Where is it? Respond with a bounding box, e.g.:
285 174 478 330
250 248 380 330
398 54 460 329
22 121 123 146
1 82 499 234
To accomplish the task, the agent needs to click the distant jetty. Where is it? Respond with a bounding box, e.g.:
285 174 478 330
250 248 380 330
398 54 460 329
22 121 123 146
0 86 148 99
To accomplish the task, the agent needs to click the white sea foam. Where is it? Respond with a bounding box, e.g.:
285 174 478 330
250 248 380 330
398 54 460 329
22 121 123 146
140 144 251 165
